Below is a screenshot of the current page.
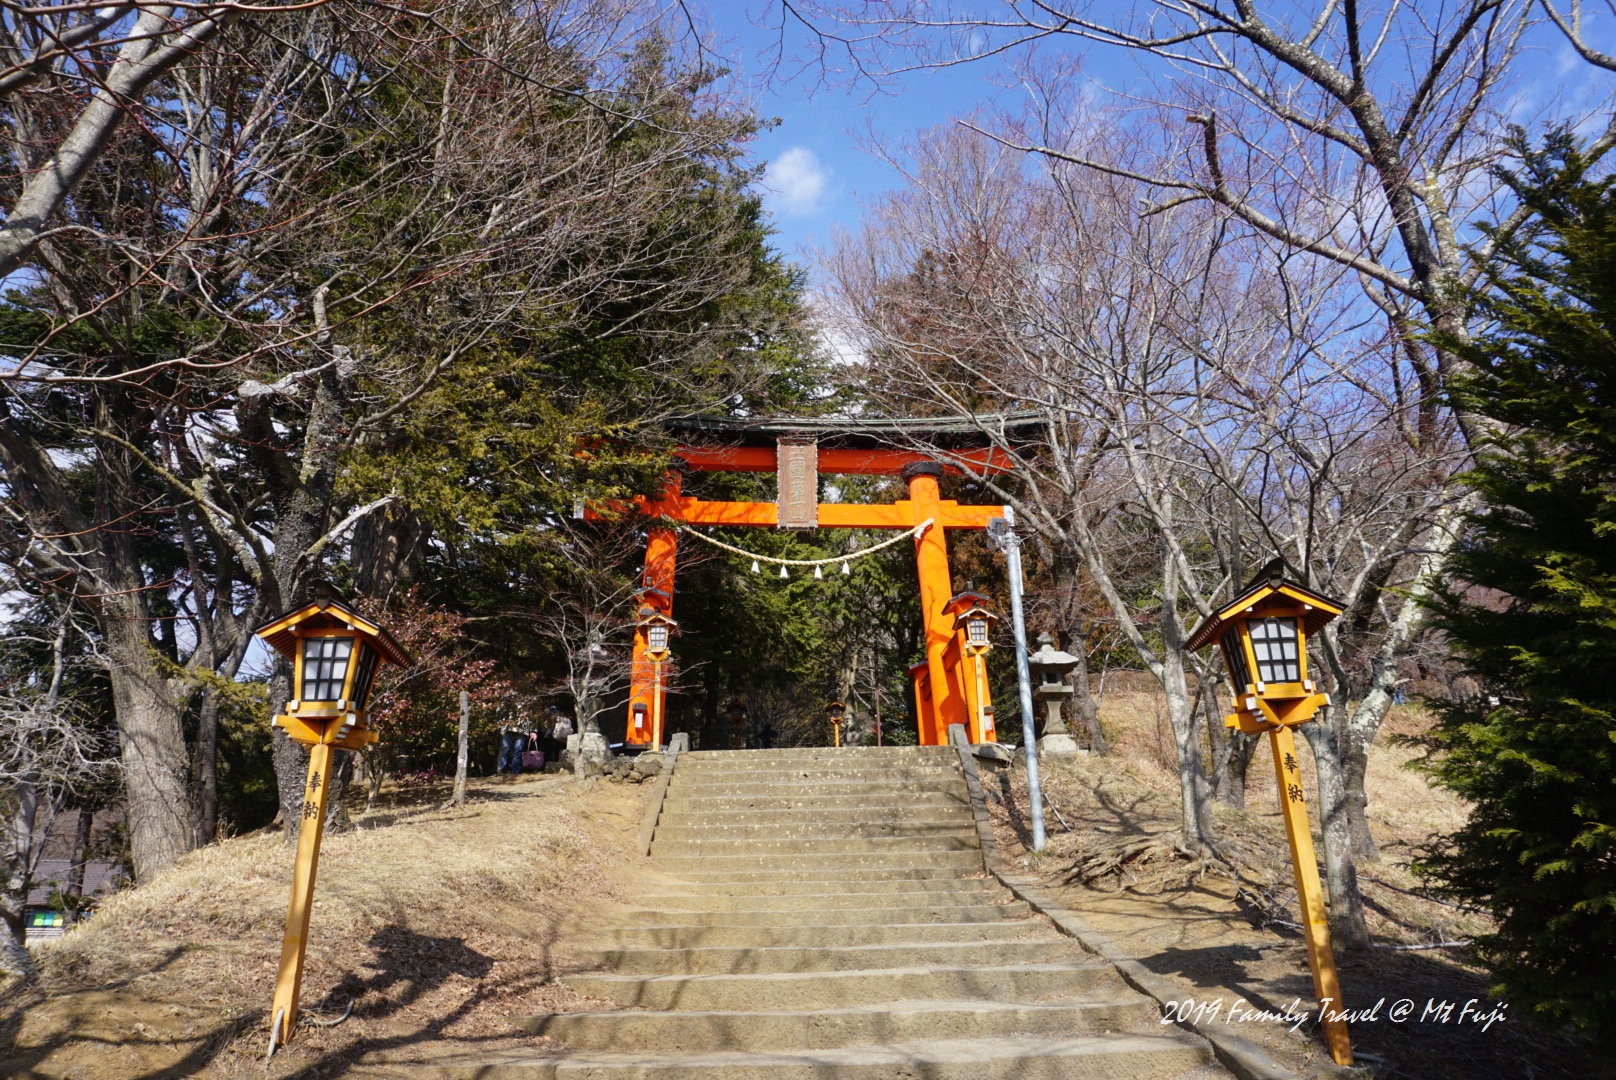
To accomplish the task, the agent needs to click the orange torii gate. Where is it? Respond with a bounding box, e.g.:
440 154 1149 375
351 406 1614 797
598 417 1037 748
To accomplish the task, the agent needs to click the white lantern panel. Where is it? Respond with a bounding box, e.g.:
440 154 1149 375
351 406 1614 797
1248 617 1301 683
301 636 353 701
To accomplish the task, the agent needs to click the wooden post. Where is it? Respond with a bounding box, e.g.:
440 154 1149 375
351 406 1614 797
270 736 335 1048
972 654 990 743
651 659 664 752
1268 724 1353 1066
452 691 470 806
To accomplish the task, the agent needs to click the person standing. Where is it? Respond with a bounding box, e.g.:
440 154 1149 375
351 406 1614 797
498 723 523 774
549 711 574 767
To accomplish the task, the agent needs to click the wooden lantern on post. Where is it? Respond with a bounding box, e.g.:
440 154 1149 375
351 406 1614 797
1186 559 1351 1066
947 587 999 744
826 700 846 747
636 606 677 751
726 699 747 750
255 595 409 1056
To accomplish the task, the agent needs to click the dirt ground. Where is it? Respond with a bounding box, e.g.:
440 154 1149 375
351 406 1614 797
0 772 661 1080
985 688 1612 1080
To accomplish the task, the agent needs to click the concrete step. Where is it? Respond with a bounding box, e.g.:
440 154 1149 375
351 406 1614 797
661 792 970 813
658 864 986 884
357 1033 1215 1079
620 901 1033 927
597 920 1056 950
580 938 1082 975
669 766 958 787
513 996 1157 1052
565 960 1123 1011
657 806 974 827
649 835 979 857
647 876 996 897
649 849 985 874
676 747 957 766
636 888 1009 911
652 821 976 842
663 780 965 798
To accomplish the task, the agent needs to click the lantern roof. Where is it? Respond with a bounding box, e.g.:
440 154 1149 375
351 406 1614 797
943 581 993 615
636 605 678 627
253 597 411 667
1185 558 1344 652
1028 631 1081 675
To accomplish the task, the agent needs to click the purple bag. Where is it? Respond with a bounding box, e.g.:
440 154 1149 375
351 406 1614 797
521 750 545 770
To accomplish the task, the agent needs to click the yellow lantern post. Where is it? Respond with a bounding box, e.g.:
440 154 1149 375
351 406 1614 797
826 700 846 746
254 595 409 1057
950 591 1000 744
1185 560 1353 1067
636 606 676 752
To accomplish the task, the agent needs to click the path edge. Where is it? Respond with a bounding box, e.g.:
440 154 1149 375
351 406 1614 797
991 869 1361 1080
637 732 689 855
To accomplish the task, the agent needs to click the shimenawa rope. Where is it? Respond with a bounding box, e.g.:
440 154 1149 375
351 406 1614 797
678 519 933 578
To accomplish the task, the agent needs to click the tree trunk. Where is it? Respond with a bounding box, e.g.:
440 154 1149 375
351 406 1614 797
452 691 470 807
1160 565 1217 850
324 750 354 832
1066 623 1108 754
1217 732 1259 809
1341 723 1380 863
1202 674 1227 773
1298 716 1372 954
104 617 197 878
351 505 429 600
1335 500 1462 864
1167 682 1216 848
365 744 392 812
194 688 221 844
268 660 310 842
0 910 32 978
66 805 94 901
258 359 352 841
2 774 38 974
700 680 719 753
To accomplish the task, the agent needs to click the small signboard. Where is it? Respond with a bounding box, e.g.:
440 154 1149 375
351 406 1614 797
777 437 818 529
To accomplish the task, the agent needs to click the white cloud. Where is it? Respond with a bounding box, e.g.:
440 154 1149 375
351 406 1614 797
762 147 829 216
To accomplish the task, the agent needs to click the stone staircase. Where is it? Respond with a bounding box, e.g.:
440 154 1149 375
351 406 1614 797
373 745 1228 1078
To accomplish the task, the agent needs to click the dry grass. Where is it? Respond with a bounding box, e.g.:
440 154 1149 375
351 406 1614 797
0 772 655 1079
984 685 1607 1080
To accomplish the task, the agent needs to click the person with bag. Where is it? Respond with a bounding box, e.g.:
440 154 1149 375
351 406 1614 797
521 730 545 772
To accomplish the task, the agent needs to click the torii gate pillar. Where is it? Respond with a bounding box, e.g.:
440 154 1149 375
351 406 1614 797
627 474 680 747
904 462 968 745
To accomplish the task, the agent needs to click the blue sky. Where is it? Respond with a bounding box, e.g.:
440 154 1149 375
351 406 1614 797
723 6 1040 266
716 3 1614 276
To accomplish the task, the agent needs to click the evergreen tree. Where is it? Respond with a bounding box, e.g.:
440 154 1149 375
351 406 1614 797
1419 131 1616 1035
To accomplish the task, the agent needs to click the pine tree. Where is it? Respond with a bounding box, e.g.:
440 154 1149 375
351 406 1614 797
1419 131 1616 1035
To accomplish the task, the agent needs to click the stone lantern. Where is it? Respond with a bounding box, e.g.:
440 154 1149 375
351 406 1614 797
1028 632 1082 757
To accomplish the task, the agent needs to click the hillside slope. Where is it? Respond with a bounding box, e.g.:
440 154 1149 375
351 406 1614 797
1 772 655 1079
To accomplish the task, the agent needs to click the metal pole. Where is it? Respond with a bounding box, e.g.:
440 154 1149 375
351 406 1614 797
1002 531 1046 850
